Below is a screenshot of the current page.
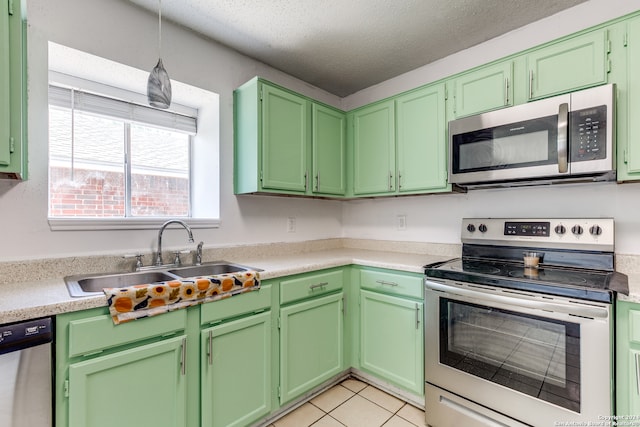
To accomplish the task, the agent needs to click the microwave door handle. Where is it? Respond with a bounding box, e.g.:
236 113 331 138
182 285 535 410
558 102 569 173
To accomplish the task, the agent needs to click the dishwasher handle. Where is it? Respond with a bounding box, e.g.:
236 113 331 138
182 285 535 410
0 317 53 355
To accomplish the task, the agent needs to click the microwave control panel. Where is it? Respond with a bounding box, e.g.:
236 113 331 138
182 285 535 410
570 105 607 162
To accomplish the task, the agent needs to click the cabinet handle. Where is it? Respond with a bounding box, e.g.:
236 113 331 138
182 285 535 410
505 78 509 105
208 330 213 366
342 295 346 316
309 282 328 290
398 172 402 190
375 280 398 287
181 337 187 376
304 170 308 191
635 352 640 395
415 303 420 329
388 172 393 191
315 172 320 191
529 70 534 99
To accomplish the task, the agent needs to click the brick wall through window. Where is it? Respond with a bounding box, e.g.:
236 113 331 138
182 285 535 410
49 167 189 217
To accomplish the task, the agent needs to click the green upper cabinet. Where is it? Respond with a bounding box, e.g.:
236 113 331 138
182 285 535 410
351 84 449 196
234 77 345 196
351 100 396 195
201 311 272 427
0 0 27 179
396 84 448 193
261 83 310 192
312 103 346 195
526 30 609 100
451 61 513 118
619 16 640 181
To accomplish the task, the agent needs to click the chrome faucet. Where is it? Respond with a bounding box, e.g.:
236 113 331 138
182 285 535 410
195 241 203 265
155 220 194 266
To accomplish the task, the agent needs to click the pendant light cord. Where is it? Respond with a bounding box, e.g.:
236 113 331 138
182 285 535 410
158 0 162 59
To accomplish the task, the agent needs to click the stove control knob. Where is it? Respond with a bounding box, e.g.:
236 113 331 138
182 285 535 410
466 224 476 233
554 225 566 235
590 225 603 236
478 224 488 233
571 225 584 235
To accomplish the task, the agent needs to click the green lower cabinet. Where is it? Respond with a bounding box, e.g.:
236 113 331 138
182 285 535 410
67 335 188 427
279 292 344 404
359 289 423 395
616 301 640 416
201 311 272 427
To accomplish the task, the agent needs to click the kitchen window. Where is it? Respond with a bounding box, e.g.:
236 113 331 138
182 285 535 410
47 42 220 230
49 85 195 219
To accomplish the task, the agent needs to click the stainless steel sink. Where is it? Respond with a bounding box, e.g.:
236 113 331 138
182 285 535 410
64 261 261 297
65 271 180 297
168 262 260 278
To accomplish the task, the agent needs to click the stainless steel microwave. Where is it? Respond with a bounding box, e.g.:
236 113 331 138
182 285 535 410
449 84 615 188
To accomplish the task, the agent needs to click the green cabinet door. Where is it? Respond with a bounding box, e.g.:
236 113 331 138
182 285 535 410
452 61 513 118
0 0 27 179
623 17 640 178
396 84 448 192
352 100 395 195
312 103 346 195
67 335 187 427
0 1 9 166
616 301 640 416
360 290 423 395
280 292 344 404
201 312 271 427
527 30 608 100
261 83 310 192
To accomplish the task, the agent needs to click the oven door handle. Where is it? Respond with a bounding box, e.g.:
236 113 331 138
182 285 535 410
426 280 609 319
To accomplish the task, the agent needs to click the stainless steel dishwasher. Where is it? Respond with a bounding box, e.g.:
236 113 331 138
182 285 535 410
0 317 53 427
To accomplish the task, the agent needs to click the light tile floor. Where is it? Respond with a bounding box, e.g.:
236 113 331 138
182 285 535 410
269 379 427 427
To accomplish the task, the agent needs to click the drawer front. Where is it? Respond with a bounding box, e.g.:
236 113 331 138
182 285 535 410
280 270 343 305
68 309 187 358
200 284 272 325
360 269 423 299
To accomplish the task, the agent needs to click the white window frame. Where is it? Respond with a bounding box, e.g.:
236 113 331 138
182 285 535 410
47 42 220 231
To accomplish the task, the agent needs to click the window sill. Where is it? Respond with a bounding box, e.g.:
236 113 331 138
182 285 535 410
48 217 220 231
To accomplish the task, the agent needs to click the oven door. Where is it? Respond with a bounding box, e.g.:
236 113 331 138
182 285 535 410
424 279 612 427
449 93 569 185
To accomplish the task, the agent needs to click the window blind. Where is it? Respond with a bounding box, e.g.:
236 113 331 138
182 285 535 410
48 85 197 135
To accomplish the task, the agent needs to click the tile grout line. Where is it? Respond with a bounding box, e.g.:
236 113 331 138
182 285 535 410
292 378 424 427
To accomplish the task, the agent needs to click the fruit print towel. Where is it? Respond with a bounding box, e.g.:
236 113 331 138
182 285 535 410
104 270 260 324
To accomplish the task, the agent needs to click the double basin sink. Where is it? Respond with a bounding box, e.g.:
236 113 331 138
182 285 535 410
65 261 260 297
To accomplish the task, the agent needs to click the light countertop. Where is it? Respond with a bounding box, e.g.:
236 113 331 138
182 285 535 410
3 244 640 324
0 248 450 324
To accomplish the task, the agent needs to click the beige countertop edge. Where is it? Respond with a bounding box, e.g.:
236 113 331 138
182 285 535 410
3 248 640 323
0 249 448 324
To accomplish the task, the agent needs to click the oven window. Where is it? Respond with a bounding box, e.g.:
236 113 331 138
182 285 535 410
439 298 580 413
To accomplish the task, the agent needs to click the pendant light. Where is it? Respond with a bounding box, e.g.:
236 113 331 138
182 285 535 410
147 0 172 109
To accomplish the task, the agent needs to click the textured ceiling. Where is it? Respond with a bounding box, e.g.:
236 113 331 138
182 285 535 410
127 0 588 97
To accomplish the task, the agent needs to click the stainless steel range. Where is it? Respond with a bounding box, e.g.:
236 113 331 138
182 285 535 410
424 218 628 427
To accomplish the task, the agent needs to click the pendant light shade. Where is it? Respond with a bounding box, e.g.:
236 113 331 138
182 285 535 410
147 0 171 109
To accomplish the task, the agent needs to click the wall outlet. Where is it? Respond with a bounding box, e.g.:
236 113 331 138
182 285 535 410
287 216 296 233
397 214 407 230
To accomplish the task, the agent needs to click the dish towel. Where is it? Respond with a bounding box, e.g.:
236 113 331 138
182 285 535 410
104 271 260 324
